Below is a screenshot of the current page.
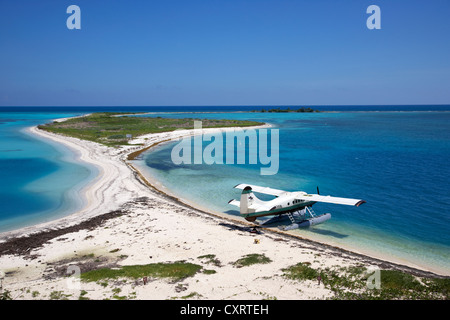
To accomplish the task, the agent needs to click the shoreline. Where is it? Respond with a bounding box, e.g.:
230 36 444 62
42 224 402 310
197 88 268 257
125 131 450 277
128 151 450 278
0 121 272 241
0 118 448 300
3 121 449 276
12 123 450 277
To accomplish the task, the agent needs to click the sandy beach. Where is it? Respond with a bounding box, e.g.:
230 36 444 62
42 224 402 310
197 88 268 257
0 119 447 301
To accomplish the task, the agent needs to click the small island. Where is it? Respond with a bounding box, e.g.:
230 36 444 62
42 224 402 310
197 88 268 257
38 112 264 147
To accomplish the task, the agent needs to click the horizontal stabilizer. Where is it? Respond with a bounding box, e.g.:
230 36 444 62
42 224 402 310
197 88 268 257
234 184 286 197
228 199 241 207
296 194 365 207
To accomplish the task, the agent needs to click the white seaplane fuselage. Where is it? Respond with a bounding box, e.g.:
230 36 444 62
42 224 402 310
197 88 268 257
228 184 365 226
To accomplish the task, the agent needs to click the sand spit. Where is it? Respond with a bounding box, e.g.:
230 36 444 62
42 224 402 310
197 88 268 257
0 120 447 301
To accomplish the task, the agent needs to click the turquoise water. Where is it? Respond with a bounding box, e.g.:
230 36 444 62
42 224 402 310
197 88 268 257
1 107 449 274
133 111 450 274
0 111 97 232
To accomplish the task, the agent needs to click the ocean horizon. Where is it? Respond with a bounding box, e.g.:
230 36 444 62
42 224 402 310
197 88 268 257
1 105 449 274
1 105 450 113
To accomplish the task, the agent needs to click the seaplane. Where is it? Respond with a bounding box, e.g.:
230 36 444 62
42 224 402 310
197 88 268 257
228 184 365 231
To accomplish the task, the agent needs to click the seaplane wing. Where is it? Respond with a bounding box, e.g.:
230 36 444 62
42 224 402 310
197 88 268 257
295 194 366 207
233 183 287 197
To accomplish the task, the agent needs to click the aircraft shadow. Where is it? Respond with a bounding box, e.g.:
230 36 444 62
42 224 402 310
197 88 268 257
308 228 349 239
223 209 240 215
220 211 349 239
218 222 264 234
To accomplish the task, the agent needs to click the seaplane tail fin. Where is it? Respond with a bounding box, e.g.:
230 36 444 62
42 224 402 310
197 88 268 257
239 186 253 214
237 186 265 214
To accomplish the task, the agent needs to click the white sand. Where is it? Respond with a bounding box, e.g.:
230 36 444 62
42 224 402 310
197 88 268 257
0 119 442 300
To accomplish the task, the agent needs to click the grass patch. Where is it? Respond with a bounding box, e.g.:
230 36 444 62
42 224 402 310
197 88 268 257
180 292 202 299
203 269 217 275
38 112 264 147
198 254 221 267
80 261 202 282
379 269 422 291
49 291 72 300
281 262 450 300
282 262 319 281
232 254 272 268
78 290 89 300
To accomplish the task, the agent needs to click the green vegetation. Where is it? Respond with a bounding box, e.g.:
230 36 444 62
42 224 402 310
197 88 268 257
179 292 202 299
80 261 202 282
198 254 222 267
38 112 264 147
232 253 272 268
282 262 450 300
49 290 72 300
79 290 89 300
202 269 217 275
0 290 12 300
111 288 127 300
282 262 319 281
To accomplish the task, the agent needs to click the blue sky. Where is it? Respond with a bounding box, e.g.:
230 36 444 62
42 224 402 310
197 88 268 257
1 0 449 106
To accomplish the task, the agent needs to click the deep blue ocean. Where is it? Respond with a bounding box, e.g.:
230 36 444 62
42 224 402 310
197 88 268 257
1 105 449 274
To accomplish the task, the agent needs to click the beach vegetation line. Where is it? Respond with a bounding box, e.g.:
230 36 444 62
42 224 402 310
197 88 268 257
282 262 450 300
